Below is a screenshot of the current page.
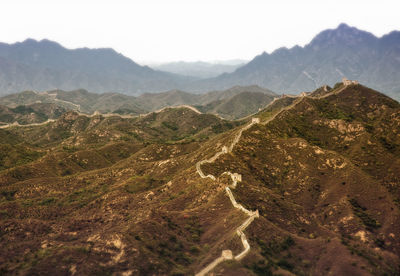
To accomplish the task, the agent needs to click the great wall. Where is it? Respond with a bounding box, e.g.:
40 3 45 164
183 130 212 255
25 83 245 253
194 79 355 275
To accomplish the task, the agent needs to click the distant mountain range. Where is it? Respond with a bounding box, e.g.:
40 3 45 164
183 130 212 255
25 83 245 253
149 60 246 79
191 23 400 99
0 39 191 96
0 23 399 99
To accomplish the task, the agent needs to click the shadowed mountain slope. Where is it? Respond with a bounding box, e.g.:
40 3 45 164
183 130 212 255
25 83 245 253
193 24 400 100
2 24 399 100
0 39 191 96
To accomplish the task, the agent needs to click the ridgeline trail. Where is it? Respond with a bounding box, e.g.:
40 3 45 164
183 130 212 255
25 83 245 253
0 119 56 129
194 83 351 275
195 117 260 276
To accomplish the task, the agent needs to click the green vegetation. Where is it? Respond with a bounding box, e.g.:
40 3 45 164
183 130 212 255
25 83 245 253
0 84 399 275
379 137 397 153
333 82 344 90
253 236 296 272
0 144 43 170
316 99 354 122
59 185 108 208
125 175 166 194
247 260 273 276
162 121 178 131
256 236 295 257
349 198 381 230
39 197 56 206
287 115 324 146
1 190 17 201
62 145 79 152
183 216 204 242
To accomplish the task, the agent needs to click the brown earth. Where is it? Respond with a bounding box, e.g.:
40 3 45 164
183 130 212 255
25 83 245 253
0 84 399 275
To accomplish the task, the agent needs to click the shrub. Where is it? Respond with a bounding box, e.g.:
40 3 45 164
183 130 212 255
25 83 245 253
349 198 381 230
1 190 17 201
125 175 165 194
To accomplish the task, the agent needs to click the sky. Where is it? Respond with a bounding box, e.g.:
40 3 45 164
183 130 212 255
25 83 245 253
1 0 399 64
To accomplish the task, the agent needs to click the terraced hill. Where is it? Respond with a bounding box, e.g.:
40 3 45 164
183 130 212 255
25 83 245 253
0 83 399 275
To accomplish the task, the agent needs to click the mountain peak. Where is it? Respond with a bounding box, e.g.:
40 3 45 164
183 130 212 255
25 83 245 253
16 38 64 51
308 23 378 49
337 22 351 29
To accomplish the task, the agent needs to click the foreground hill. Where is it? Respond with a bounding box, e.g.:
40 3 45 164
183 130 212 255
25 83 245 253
0 39 190 96
0 85 276 120
0 83 399 275
201 83 400 275
194 23 400 100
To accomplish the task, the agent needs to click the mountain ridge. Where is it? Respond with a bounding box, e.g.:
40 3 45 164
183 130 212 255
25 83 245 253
191 23 400 99
0 38 191 96
0 85 277 121
0 82 399 275
1 23 400 98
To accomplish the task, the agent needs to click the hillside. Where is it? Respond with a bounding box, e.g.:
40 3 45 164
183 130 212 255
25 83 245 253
201 83 400 275
0 39 191 96
0 83 399 275
193 24 400 100
196 91 275 120
138 85 276 118
0 85 277 120
0 103 65 126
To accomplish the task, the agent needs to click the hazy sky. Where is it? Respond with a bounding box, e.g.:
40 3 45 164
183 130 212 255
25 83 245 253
1 0 399 64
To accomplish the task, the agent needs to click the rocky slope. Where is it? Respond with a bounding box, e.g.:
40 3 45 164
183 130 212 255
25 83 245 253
0 83 399 275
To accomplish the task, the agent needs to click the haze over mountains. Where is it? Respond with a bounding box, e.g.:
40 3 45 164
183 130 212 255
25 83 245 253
192 23 400 99
0 23 400 99
150 60 246 79
0 39 190 96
